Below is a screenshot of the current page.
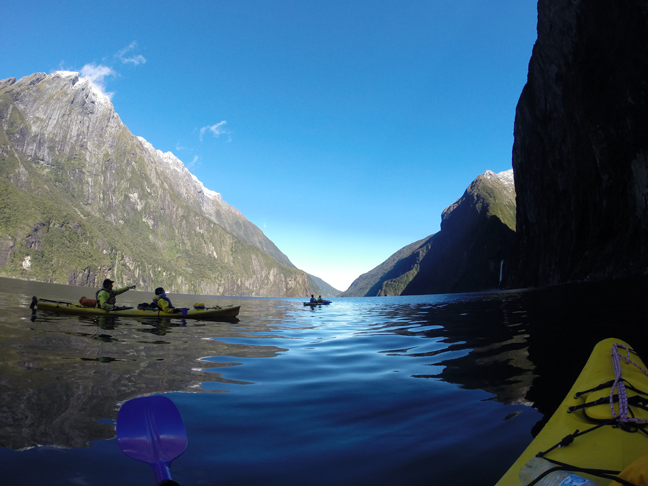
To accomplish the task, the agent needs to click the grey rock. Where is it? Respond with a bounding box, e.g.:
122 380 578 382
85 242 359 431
0 71 313 296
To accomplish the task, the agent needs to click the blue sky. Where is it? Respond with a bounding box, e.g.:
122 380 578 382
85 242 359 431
1 1 537 292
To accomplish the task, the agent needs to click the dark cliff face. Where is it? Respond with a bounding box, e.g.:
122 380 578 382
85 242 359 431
343 170 516 297
504 0 648 288
402 171 516 295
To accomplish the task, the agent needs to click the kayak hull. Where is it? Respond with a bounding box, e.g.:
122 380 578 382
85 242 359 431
36 300 240 320
303 301 331 306
496 337 648 485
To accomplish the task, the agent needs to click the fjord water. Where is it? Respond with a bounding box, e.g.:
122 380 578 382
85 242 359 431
0 277 647 485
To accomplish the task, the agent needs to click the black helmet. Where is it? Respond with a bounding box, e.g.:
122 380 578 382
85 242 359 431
155 287 165 295
103 279 114 287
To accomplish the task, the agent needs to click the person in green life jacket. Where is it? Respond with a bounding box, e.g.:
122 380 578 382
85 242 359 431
153 287 181 313
317 295 324 303
96 279 136 311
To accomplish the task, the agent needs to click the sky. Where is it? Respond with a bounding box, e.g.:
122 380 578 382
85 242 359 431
1 1 538 292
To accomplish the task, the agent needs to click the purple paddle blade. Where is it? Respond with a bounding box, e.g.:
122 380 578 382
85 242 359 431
117 396 188 484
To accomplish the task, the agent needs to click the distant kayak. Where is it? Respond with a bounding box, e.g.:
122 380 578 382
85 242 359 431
32 297 240 320
495 337 648 485
304 301 331 306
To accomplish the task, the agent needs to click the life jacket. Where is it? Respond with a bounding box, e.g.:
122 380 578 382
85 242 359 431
96 288 116 308
153 295 173 310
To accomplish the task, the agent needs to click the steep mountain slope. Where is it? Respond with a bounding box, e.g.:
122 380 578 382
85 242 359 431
503 0 648 288
0 71 312 296
341 236 431 297
307 275 341 297
343 170 516 296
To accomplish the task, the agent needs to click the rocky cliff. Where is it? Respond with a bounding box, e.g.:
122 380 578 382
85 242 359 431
343 170 516 296
0 71 314 296
503 0 648 288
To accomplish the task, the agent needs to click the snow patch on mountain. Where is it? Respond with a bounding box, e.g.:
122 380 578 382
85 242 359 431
484 169 514 186
136 136 223 202
53 71 112 108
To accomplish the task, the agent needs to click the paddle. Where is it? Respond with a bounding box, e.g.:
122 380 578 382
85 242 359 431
117 396 188 486
30 296 73 308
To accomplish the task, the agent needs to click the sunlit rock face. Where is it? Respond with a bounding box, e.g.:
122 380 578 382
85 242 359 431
0 72 310 296
504 0 648 288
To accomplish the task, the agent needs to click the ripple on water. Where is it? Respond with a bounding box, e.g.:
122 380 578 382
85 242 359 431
2 280 648 485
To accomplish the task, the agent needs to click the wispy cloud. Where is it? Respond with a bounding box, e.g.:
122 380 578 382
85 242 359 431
199 121 230 141
80 63 116 98
76 41 146 98
187 155 200 169
116 41 146 65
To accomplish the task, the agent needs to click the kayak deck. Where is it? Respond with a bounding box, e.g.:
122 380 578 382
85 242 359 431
35 299 240 320
303 301 331 306
496 337 648 485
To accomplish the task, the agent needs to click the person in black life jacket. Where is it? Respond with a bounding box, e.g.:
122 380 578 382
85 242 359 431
153 287 181 313
96 279 136 311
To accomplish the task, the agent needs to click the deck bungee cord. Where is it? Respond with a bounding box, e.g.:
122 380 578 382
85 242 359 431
610 343 648 427
523 342 648 486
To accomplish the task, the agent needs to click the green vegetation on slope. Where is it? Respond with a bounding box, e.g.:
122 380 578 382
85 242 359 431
0 78 311 296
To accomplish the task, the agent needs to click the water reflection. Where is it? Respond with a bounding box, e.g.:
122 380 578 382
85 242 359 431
1 276 648 485
0 279 279 450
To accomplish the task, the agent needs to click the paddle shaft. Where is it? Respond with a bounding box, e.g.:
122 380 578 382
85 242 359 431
152 462 173 484
141 401 176 484
31 296 73 308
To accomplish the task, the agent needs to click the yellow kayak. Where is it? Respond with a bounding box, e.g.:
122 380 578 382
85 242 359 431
496 337 648 486
33 297 240 320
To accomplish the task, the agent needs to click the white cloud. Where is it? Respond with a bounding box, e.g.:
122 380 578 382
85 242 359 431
199 121 229 141
116 41 146 65
124 54 146 65
68 42 145 100
80 63 116 98
187 155 200 169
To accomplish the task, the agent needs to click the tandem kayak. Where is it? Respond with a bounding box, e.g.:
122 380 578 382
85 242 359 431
32 297 240 320
495 337 648 486
303 301 331 306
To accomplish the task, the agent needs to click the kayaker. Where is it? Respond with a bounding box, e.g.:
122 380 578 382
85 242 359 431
153 287 180 313
309 294 317 303
96 279 136 311
317 295 324 303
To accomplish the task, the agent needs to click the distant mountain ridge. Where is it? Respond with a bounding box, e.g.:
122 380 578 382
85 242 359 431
0 71 330 296
343 170 516 296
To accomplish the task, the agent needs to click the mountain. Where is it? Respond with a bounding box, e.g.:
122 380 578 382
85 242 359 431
341 236 431 297
0 71 321 296
342 170 516 296
502 0 648 288
307 275 341 297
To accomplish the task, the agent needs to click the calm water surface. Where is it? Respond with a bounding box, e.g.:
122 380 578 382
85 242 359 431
0 276 647 485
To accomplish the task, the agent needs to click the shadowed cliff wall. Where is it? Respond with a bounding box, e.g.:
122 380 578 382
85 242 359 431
504 0 648 288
